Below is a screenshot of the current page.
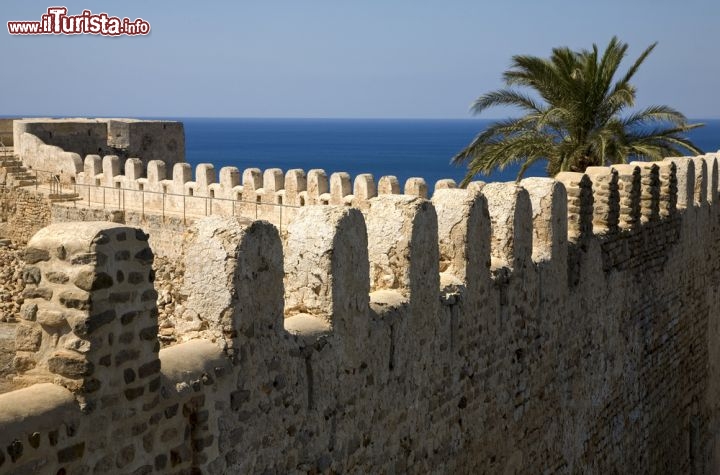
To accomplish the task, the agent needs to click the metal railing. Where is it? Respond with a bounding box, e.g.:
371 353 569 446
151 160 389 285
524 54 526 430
37 180 300 231
30 169 66 194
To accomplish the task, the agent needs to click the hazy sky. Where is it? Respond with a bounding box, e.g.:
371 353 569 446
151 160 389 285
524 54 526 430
3 0 719 118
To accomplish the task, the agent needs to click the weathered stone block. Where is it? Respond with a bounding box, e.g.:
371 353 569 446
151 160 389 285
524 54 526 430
22 286 53 300
115 348 140 366
57 442 85 463
24 247 50 264
58 290 91 310
124 386 145 401
70 309 115 336
45 271 70 284
7 439 23 462
73 270 113 291
121 311 138 325
138 359 161 378
135 247 154 264
21 266 41 285
20 303 38 321
28 432 40 449
48 350 94 378
124 368 136 384
37 310 68 328
14 352 36 372
15 323 42 351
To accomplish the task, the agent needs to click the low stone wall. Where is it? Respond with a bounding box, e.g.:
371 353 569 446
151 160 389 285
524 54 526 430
50 204 194 260
0 188 52 244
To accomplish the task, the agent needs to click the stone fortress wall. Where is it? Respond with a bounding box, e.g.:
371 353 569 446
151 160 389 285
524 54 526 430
0 141 719 473
12 119 185 182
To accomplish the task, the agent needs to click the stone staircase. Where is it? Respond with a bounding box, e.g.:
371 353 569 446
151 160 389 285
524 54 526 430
0 150 81 203
0 150 37 187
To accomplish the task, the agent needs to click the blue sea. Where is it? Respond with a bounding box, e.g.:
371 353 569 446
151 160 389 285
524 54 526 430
183 118 720 187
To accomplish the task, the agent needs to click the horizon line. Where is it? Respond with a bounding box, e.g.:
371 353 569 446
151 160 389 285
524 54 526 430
2 115 719 122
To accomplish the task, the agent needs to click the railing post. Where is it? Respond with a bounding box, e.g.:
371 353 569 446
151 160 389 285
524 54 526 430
280 203 283 232
102 188 106 209
141 190 145 218
162 192 166 222
87 187 90 206
122 188 125 213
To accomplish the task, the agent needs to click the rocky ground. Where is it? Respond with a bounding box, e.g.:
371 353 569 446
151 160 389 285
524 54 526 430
0 238 24 323
153 255 185 347
0 236 23 393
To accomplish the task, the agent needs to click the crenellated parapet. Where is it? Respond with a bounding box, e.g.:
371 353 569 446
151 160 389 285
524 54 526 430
71 155 443 222
555 172 594 242
60 153 710 278
176 216 284 353
14 222 160 414
630 161 661 223
585 167 620 235
519 178 567 265
62 152 688 251
611 164 641 228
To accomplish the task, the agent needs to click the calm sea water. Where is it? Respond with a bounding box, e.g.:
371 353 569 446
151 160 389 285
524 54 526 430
183 118 720 187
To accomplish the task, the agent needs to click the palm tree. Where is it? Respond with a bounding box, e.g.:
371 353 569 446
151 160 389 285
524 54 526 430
452 37 703 185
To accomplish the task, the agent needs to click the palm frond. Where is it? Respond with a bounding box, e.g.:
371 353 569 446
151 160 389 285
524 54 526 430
470 89 544 115
454 37 703 185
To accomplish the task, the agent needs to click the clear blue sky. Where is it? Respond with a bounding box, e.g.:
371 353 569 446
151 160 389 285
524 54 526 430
3 0 719 119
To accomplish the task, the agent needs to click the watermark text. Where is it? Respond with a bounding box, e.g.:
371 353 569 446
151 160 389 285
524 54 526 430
8 7 150 36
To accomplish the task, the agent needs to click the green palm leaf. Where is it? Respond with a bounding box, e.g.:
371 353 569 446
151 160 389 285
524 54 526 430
453 37 703 183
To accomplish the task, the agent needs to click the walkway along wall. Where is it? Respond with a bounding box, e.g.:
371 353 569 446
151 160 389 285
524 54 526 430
0 155 720 473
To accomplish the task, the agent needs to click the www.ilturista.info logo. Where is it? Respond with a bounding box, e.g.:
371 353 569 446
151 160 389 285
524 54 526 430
7 7 150 36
